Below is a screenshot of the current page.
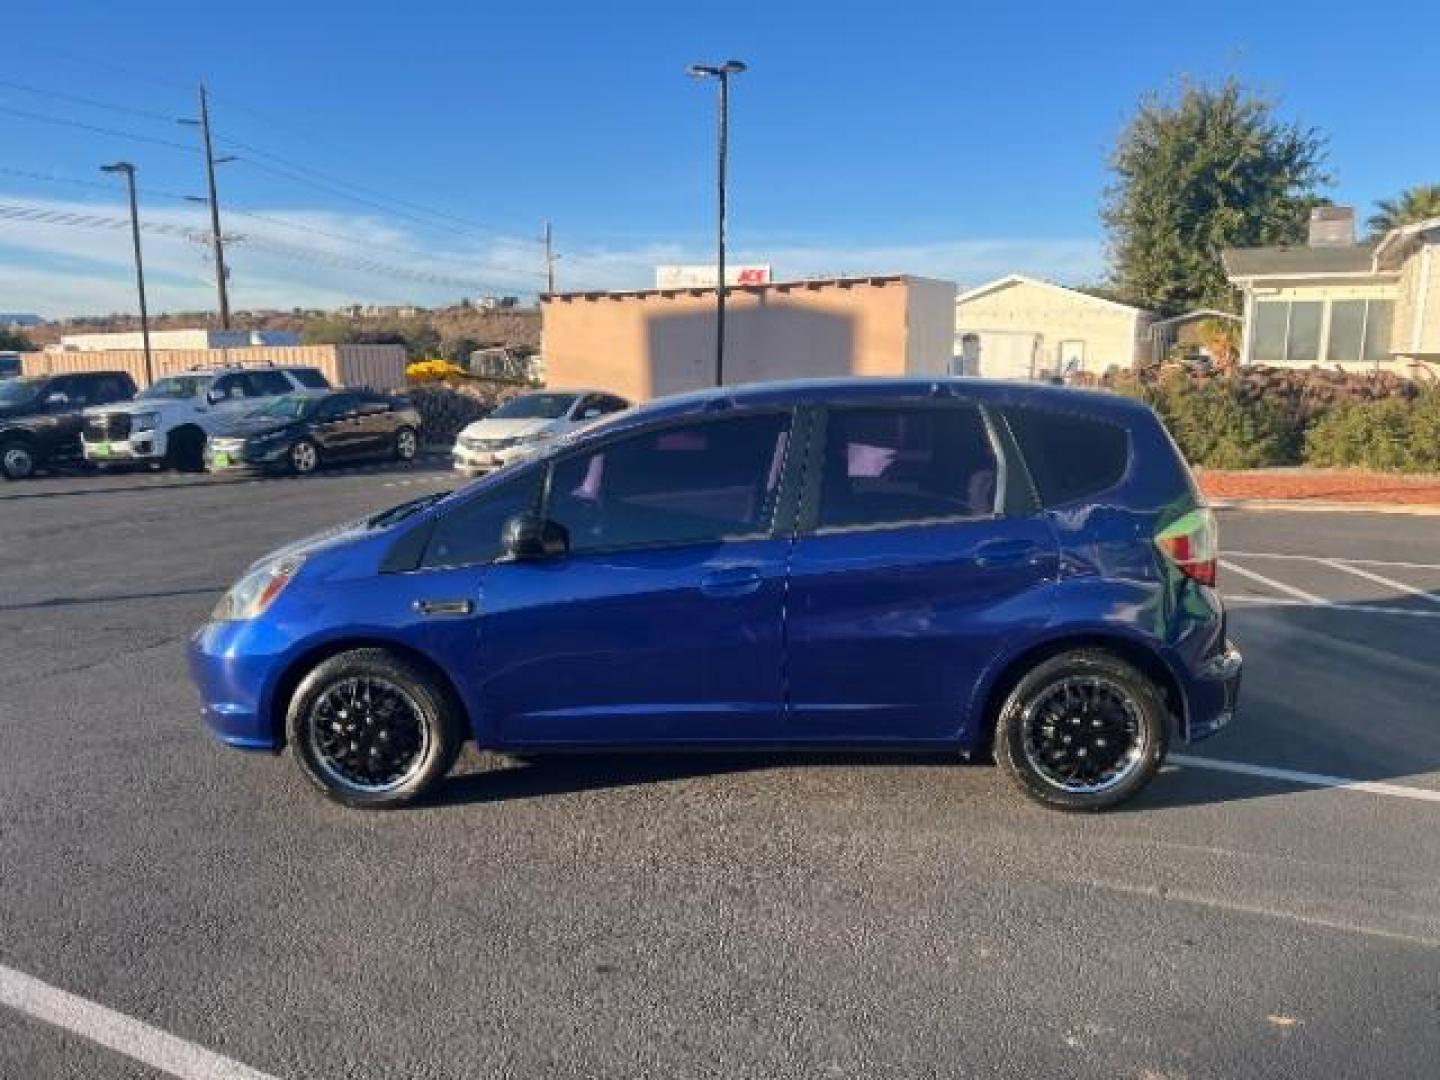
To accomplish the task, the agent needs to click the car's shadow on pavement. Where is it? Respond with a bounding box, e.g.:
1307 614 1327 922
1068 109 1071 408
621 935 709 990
424 750 977 808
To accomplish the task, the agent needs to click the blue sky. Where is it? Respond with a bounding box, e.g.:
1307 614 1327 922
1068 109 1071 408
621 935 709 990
2 0 1438 317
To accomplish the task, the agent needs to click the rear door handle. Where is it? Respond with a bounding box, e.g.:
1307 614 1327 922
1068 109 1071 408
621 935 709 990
972 541 1045 568
413 598 474 617
699 566 764 598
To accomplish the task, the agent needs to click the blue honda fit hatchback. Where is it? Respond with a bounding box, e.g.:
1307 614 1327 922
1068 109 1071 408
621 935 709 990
190 377 1241 811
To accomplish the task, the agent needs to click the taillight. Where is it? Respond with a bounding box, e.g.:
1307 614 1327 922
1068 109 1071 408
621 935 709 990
1155 508 1218 587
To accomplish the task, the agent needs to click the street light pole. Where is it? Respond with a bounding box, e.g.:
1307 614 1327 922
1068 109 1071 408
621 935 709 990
101 162 153 386
687 59 746 386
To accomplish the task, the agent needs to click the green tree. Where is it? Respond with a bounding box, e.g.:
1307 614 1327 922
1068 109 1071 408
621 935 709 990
0 329 35 352
1366 184 1440 238
1104 78 1329 316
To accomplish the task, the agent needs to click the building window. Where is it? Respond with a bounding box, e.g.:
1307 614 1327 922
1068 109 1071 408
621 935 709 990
1363 300 1394 363
1255 297 1394 367
1252 302 1289 364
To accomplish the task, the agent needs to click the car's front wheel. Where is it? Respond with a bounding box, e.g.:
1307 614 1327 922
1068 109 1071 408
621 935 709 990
394 426 418 462
288 438 319 475
286 649 463 809
1 439 38 480
994 649 1168 811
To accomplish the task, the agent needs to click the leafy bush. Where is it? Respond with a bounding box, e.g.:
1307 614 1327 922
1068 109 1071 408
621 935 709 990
1111 372 1302 468
1304 390 1440 472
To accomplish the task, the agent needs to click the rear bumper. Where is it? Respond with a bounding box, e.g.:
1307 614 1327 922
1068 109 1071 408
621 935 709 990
1181 640 1242 741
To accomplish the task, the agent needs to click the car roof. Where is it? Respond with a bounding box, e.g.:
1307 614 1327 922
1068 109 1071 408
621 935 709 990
174 364 319 376
602 376 1153 431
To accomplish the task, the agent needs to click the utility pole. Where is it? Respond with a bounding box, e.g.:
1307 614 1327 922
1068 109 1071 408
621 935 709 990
542 220 555 294
184 84 232 329
100 162 153 386
686 60 746 386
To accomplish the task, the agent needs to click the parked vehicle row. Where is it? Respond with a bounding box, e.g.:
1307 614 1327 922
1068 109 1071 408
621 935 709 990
190 376 1241 813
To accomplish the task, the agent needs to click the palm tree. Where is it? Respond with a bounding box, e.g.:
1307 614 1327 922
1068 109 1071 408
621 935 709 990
1367 184 1440 238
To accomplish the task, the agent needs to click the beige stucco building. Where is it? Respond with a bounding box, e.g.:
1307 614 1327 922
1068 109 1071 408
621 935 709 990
1223 208 1440 376
540 275 957 402
953 275 1156 379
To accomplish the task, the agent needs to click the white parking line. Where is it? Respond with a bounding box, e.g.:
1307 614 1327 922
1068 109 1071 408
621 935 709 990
1227 550 1440 571
1172 754 1440 804
1219 560 1330 605
1321 558 1440 605
0 963 279 1080
1222 595 1440 620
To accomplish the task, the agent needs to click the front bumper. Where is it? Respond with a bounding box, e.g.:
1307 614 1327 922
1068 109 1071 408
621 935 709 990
205 438 288 473
83 432 163 462
188 620 286 751
452 441 537 474
1183 640 1242 741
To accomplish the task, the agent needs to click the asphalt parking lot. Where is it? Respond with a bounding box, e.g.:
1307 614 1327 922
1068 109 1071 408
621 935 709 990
2 465 1438 1079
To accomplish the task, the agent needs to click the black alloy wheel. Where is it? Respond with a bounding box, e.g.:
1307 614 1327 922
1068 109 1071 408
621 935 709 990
995 649 1167 811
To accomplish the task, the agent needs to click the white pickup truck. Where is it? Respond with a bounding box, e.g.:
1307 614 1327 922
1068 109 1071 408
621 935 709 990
82 365 330 471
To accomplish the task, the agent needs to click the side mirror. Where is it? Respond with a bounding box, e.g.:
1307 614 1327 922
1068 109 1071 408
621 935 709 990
206 388 224 404
579 407 603 420
44 391 69 410
499 513 569 561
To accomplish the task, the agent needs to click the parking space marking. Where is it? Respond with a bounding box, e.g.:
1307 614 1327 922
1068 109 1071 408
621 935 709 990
1222 595 1440 620
0 962 279 1080
1219 559 1329 604
1172 754 1440 804
1320 558 1440 605
1227 550 1440 571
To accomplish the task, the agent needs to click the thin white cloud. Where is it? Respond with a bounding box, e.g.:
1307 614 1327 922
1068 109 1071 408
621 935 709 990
0 193 1105 317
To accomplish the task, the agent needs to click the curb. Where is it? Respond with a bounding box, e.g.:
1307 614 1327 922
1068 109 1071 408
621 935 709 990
1210 498 1440 516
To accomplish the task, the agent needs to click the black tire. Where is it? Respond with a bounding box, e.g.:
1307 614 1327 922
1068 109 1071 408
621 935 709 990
1 438 38 480
288 438 320 475
394 425 418 462
166 426 206 472
286 649 463 809
994 649 1168 812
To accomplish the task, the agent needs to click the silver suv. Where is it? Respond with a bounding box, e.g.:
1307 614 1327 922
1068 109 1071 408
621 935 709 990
83 365 330 471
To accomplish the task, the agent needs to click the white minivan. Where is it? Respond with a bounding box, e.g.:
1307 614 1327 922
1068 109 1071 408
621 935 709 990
452 389 629 476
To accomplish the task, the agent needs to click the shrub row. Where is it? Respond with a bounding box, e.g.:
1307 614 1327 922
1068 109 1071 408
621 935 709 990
1106 370 1440 472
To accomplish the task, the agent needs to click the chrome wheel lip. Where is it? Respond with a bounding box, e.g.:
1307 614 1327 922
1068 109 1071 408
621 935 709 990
1019 675 1149 795
396 429 417 459
306 676 431 794
3 445 35 477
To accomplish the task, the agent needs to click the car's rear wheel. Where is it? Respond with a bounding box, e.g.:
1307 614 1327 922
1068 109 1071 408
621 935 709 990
1 439 37 480
287 649 462 809
994 650 1167 811
394 426 418 462
288 438 319 475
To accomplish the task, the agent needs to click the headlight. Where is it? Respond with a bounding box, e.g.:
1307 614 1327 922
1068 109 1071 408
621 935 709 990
132 411 160 432
212 556 304 621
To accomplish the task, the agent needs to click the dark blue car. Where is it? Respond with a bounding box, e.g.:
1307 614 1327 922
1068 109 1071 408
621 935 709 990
189 378 1241 811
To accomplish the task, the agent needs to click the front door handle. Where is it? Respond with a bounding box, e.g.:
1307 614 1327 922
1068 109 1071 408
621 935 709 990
972 540 1044 568
699 566 764 598
413 598 475 617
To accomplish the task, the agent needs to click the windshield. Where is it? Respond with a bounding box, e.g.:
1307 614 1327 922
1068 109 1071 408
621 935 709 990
490 393 578 420
140 375 210 400
0 377 44 406
247 394 317 421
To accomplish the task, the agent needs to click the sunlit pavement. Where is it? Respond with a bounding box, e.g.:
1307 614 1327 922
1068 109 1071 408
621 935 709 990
2 472 1438 1079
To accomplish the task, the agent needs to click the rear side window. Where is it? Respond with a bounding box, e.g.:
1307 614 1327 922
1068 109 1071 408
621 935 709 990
289 368 330 389
1004 406 1129 506
246 369 294 396
817 405 999 529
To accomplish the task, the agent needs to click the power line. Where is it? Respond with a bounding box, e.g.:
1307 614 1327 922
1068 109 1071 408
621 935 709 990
0 201 512 292
0 165 195 203
0 77 178 125
0 102 198 153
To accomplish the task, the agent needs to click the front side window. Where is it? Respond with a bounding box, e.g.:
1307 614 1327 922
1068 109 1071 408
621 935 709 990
546 413 791 553
817 406 999 530
492 393 578 421
315 394 359 422
423 471 544 568
246 370 294 396
141 375 209 400
210 374 252 401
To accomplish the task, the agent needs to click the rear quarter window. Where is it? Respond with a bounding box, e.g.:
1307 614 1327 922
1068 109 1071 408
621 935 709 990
289 368 330 390
1004 406 1130 506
